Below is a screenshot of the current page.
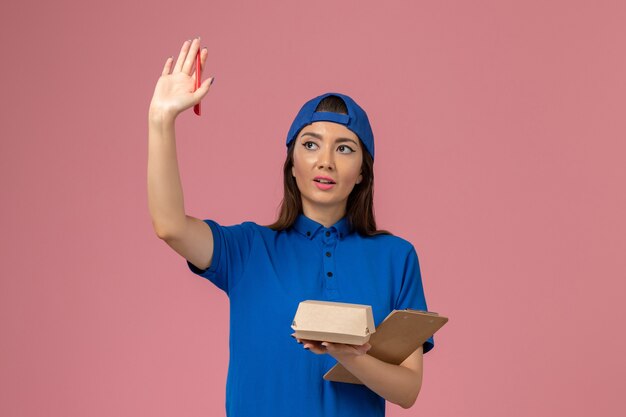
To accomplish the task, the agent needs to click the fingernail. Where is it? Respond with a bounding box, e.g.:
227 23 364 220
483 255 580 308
210 77 215 85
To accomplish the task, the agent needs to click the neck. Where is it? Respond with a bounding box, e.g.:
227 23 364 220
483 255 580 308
301 203 346 228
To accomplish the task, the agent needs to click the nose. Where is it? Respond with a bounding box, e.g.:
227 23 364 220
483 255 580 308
317 146 335 170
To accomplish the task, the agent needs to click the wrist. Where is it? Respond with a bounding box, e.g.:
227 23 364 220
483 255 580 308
330 349 367 364
148 106 177 125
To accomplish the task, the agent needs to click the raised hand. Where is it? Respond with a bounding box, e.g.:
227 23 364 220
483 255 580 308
149 38 213 120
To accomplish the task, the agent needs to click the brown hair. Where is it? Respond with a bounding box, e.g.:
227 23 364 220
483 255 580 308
266 95 391 236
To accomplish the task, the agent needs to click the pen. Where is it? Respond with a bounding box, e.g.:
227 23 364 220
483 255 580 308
194 48 202 116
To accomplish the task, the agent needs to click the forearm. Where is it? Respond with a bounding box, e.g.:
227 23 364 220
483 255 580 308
147 110 187 238
335 352 422 409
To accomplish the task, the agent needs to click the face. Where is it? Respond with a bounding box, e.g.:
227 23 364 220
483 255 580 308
291 121 364 217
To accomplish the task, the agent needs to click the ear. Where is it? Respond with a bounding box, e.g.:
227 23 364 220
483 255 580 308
356 173 363 184
292 165 296 178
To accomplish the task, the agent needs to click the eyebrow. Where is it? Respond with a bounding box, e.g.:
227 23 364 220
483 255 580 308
300 132 359 146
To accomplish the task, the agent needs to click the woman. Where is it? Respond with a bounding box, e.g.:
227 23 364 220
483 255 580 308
148 37 435 416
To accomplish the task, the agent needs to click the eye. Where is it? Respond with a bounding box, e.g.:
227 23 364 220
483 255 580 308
302 141 319 150
337 144 355 154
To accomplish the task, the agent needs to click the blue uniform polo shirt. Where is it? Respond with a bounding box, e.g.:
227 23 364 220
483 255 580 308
187 213 434 417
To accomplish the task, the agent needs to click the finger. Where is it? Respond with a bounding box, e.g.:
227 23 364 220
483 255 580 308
355 343 372 355
322 342 344 354
291 334 303 344
302 340 319 348
192 48 208 83
200 47 208 71
193 76 214 102
173 39 192 73
182 37 201 75
303 343 326 354
161 56 173 76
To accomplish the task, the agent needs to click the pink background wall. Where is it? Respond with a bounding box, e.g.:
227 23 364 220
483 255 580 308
1 0 624 416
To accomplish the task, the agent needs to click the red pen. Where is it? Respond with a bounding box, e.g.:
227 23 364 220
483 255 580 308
194 48 202 116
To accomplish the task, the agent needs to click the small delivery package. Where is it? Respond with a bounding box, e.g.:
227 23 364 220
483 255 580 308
291 300 375 345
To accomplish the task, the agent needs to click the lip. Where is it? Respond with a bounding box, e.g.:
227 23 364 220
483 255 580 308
314 181 334 191
313 176 336 191
314 176 336 183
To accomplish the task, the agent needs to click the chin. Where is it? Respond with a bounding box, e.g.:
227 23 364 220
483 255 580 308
304 196 348 210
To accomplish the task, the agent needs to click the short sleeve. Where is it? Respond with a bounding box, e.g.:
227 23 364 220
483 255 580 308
394 245 435 354
186 219 256 296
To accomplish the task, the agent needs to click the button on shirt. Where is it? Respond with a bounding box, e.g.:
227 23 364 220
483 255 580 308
187 214 435 417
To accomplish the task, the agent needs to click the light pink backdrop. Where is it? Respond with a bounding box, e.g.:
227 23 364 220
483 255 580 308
1 0 624 416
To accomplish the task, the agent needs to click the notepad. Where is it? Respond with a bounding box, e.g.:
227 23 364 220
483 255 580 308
323 309 448 384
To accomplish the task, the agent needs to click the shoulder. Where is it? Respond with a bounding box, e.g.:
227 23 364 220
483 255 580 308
233 220 280 239
204 219 275 242
353 231 417 258
239 220 265 230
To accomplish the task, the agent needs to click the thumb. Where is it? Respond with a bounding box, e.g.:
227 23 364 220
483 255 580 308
193 76 215 101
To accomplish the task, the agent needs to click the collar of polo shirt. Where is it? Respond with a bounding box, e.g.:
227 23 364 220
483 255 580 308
292 214 351 240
